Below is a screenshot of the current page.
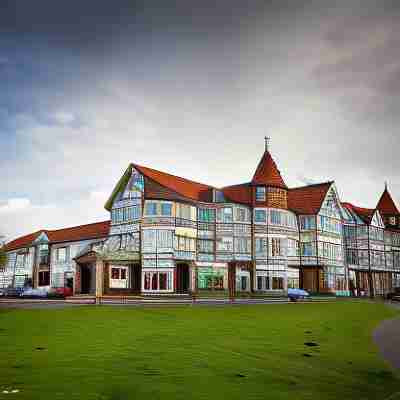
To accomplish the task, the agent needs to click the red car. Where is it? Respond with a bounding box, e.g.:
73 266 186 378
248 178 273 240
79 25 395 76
52 287 73 298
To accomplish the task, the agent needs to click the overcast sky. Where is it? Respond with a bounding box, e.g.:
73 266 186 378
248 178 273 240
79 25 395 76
1 0 400 240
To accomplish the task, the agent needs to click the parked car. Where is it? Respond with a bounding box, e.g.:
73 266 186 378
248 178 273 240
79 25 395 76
21 287 49 298
288 288 310 301
48 287 73 298
0 287 25 297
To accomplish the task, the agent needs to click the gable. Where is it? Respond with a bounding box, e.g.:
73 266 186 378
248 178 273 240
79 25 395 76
33 232 49 244
371 210 384 228
288 182 332 215
319 184 342 219
105 166 144 211
115 168 144 204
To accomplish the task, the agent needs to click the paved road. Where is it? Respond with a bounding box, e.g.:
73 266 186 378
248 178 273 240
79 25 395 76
0 297 338 309
373 302 400 370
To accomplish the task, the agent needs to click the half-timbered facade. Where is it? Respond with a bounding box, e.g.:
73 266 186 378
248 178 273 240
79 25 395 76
2 144 400 297
1 222 109 292
377 187 400 291
342 204 388 296
288 182 346 294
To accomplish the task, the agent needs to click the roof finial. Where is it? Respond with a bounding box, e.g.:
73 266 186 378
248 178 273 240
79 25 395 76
385 181 388 190
264 136 270 152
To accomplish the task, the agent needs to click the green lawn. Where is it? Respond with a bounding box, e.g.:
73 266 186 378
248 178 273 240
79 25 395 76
0 302 399 400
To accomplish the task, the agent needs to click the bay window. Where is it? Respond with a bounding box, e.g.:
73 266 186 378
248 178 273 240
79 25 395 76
112 205 141 223
346 249 358 265
175 236 195 252
300 216 315 230
198 239 214 253
287 239 299 257
270 210 282 225
271 238 282 256
157 230 173 251
176 203 192 220
254 209 266 223
143 271 173 291
217 207 233 223
235 207 248 222
198 208 216 223
235 237 251 254
301 243 315 257
216 237 233 252
255 238 268 254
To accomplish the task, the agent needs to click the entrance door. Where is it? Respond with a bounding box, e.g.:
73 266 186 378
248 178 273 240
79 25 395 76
176 264 189 294
131 264 142 292
81 265 92 294
302 268 319 293
228 263 236 297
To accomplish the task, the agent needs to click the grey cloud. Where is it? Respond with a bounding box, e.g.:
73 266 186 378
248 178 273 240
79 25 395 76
2 0 400 238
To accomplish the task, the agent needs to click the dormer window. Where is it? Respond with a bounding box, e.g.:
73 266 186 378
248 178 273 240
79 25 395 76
256 186 266 202
390 217 397 226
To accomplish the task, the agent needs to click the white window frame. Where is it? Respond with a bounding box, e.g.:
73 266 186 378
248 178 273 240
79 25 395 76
256 186 266 202
142 269 174 293
56 247 68 263
110 265 129 289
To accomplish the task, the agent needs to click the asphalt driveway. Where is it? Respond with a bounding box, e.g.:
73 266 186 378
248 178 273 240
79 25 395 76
373 302 400 370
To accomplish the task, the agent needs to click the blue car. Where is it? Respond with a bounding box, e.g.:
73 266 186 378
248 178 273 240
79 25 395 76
288 288 310 301
21 288 49 298
2 287 25 297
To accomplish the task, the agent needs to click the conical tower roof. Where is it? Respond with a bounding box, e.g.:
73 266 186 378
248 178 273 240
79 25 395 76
377 186 400 216
252 150 287 189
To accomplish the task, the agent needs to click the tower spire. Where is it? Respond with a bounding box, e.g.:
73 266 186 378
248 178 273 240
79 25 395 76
264 136 270 152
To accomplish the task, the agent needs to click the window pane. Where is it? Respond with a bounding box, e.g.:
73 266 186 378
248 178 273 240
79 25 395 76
151 273 158 290
161 203 172 216
144 273 151 290
256 186 266 201
111 268 120 279
146 203 157 216
265 276 270 290
257 276 262 290
255 210 266 223
223 208 233 223
159 273 167 290
241 276 247 290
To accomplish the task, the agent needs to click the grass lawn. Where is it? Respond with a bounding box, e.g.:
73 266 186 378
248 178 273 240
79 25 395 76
0 302 399 400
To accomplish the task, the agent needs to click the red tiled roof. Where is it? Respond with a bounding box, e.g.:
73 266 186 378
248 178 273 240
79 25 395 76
4 231 43 252
133 163 215 202
342 203 374 224
377 188 400 216
252 151 287 189
5 221 110 252
47 221 110 244
222 183 252 205
288 182 333 214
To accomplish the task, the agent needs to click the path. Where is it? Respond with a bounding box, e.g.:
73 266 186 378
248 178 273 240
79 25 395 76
373 302 400 370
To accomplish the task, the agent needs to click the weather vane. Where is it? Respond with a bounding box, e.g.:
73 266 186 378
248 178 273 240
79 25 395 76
264 136 270 151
